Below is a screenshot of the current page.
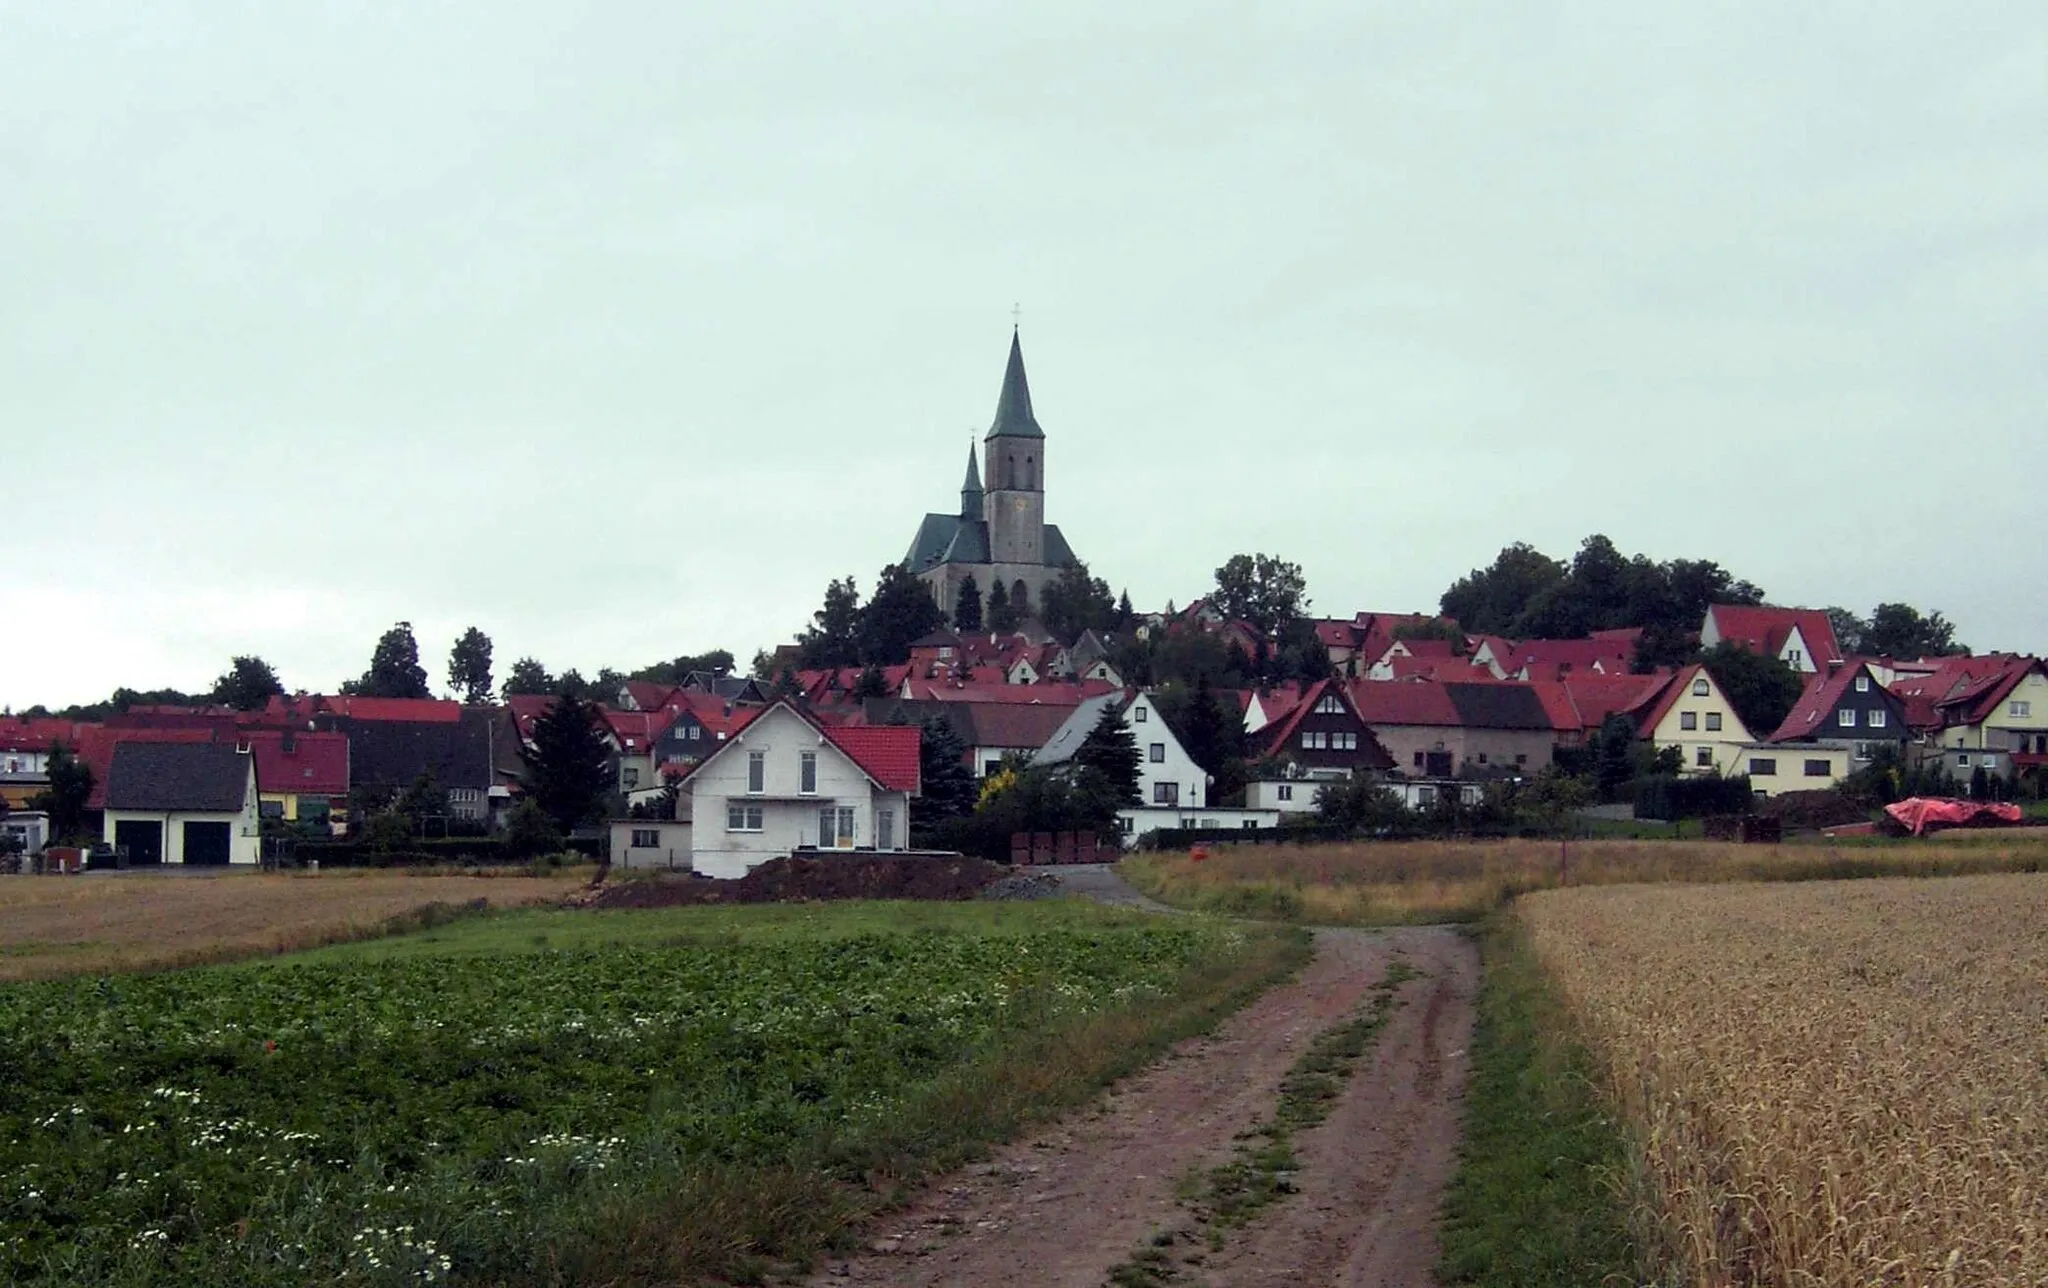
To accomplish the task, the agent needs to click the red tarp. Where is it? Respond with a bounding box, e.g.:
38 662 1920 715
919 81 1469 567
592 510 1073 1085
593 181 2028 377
1882 797 2024 837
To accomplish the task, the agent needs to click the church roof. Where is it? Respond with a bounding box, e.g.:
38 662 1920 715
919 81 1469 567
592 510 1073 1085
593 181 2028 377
902 515 1077 574
961 445 982 495
986 330 1044 440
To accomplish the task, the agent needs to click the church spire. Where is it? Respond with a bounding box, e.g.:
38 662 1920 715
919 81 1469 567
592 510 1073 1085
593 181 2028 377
960 443 984 520
985 328 1044 440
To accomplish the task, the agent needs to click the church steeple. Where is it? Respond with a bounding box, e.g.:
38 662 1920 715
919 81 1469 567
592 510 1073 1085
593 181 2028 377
985 329 1044 440
959 443 983 520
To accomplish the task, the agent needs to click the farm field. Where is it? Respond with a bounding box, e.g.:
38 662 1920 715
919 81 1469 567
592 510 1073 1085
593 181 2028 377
0 872 583 981
1120 833 2048 924
0 899 1296 1286
1520 873 2048 1287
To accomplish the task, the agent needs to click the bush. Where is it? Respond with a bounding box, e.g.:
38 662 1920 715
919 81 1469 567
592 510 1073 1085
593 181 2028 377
1632 774 1754 822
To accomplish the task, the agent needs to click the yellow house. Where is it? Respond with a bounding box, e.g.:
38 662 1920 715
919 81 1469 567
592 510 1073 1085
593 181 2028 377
1741 744 1852 796
1631 664 1757 777
1926 659 2048 781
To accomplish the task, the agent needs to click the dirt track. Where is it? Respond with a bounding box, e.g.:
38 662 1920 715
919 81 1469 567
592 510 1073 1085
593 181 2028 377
809 907 1478 1288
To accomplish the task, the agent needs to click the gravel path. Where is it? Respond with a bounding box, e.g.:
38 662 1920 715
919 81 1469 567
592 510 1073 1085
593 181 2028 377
808 904 1479 1288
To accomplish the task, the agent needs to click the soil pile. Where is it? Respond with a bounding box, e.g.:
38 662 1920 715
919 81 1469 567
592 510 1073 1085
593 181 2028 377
1753 789 1871 830
591 853 1007 908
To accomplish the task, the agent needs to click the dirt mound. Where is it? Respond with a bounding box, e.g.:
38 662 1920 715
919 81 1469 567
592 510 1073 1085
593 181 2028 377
590 853 1008 908
979 871 1064 901
1753 789 1871 830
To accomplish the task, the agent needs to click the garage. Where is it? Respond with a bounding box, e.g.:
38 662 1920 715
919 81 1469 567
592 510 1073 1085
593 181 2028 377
181 821 232 867
114 819 164 865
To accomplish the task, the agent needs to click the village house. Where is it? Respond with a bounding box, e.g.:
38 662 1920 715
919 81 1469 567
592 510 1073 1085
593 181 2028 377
1626 664 1758 778
683 701 920 880
1745 661 1911 794
100 741 261 866
1346 680 1552 779
1699 604 1843 674
247 730 350 828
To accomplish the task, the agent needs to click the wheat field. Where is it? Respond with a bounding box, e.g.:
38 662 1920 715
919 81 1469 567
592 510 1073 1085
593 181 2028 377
0 872 581 980
1521 874 2048 1287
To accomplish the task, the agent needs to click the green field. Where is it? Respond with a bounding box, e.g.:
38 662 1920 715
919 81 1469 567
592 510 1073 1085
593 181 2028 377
0 901 1297 1286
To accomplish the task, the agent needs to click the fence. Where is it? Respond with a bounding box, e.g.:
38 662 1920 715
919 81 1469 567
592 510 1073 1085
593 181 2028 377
1008 832 1113 865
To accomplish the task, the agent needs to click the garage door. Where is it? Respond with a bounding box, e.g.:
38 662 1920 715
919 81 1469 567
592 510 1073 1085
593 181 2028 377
182 821 232 867
114 819 163 865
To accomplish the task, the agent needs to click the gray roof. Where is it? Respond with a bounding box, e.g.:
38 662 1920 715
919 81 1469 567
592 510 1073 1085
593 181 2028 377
105 742 251 812
1034 692 1124 766
985 330 1044 440
1443 683 1555 731
960 447 984 521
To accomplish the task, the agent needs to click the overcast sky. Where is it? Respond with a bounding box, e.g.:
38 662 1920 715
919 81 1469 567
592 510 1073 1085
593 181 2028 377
3 3 2043 709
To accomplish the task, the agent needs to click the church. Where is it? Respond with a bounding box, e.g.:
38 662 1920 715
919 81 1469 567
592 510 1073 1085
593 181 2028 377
903 330 1083 622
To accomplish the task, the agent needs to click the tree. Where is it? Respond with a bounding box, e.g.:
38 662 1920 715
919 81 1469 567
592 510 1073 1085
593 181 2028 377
1860 603 1964 659
448 627 494 704
1824 607 1868 657
1039 560 1118 642
986 579 1016 633
854 663 891 699
798 576 863 668
1440 543 1568 636
347 622 432 699
913 717 978 826
1011 580 1034 623
858 563 946 665
954 575 983 633
393 772 449 825
1314 776 1409 833
211 655 283 711
627 649 737 686
29 743 95 842
1591 713 1640 801
1212 553 1310 639
1075 702 1142 807
1700 643 1806 740
519 692 614 832
502 798 564 859
502 657 554 697
1115 590 1135 632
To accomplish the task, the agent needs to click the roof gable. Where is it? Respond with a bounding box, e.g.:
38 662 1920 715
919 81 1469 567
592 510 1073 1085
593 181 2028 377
685 700 920 796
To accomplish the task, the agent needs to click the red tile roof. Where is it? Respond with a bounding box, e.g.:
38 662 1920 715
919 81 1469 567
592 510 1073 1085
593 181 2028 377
1625 665 1704 738
820 725 922 794
1932 656 2043 729
245 731 350 796
1767 662 1883 742
314 696 464 724
0 718 94 754
1543 673 1670 733
1346 679 1463 727
1502 638 1633 676
1706 605 1843 667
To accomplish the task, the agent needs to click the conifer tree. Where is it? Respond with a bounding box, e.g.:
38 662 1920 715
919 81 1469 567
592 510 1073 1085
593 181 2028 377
1076 701 1142 807
954 575 983 633
519 691 613 832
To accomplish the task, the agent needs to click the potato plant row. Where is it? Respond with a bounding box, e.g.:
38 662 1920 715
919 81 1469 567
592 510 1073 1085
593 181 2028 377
0 922 1222 1285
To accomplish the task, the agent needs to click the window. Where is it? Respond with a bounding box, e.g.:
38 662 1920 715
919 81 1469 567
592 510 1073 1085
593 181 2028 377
878 809 896 850
688 725 700 741
1477 752 1489 765
1302 731 1328 750
1749 758 1778 776
1315 695 1344 714
1515 754 1528 766
1786 649 1803 667
1696 747 1714 767
1706 712 1722 732
818 807 855 847
1855 676 1870 692
1691 678 1710 696
2012 701 2033 718
1416 786 1436 806
631 828 660 849
800 751 817 794
1134 706 1147 722
1837 709 1856 727
1334 732 1356 750
1803 759 1831 777
1956 754 1971 768
1152 782 1179 805
727 804 764 831
1868 710 1887 729
1413 751 1425 768
259 800 285 819
747 751 765 793
1119 816 1134 834
1853 742 1878 762
1276 784 1293 801
621 766 640 788
984 760 1002 778
1680 712 1698 731
1149 743 1166 763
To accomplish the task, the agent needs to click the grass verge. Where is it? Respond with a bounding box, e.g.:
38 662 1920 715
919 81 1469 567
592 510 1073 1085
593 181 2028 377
1435 912 1644 1287
1103 959 1417 1285
1119 834 2048 926
517 919 1314 1286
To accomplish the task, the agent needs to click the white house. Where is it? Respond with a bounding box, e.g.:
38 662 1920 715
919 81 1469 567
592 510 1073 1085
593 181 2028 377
100 742 261 866
682 701 920 880
1038 690 1209 813
609 818 694 871
1245 779 1318 816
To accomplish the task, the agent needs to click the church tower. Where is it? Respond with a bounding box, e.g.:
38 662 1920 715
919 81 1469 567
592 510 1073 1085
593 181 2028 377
983 328 1045 567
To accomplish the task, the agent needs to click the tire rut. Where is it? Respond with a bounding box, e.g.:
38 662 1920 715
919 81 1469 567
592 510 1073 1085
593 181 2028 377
806 929 1434 1288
